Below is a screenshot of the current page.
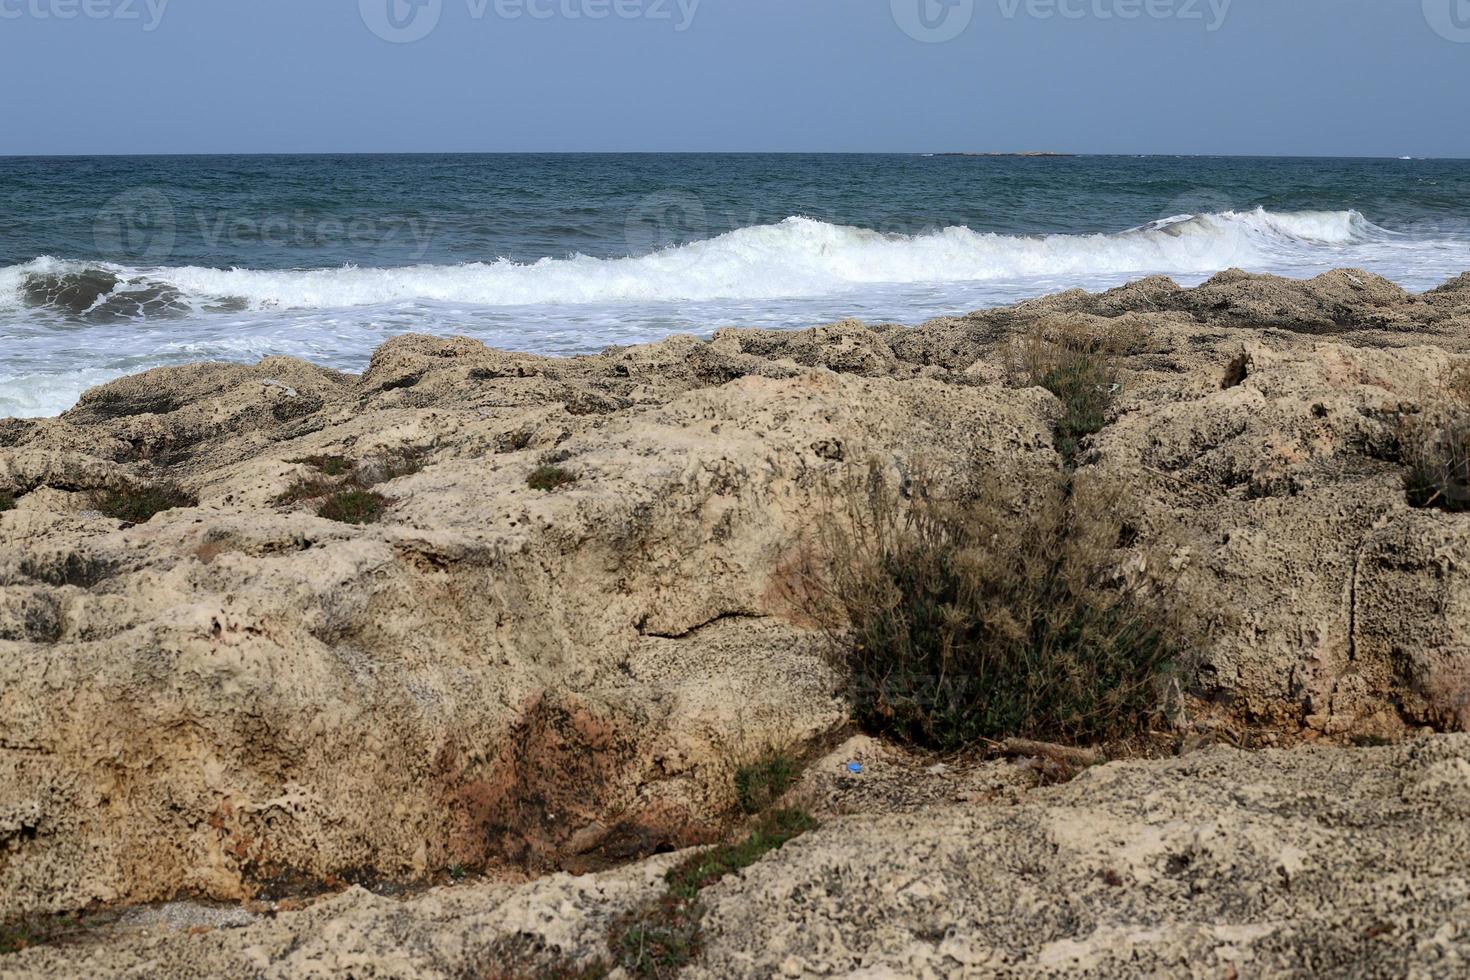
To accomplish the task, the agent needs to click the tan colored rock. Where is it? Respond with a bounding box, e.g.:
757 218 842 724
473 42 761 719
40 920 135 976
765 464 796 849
0 356 1057 917
5 267 1470 935
6 736 1469 978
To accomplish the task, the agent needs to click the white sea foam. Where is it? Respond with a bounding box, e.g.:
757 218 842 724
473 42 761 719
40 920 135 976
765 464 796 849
2 209 1468 418
0 209 1396 315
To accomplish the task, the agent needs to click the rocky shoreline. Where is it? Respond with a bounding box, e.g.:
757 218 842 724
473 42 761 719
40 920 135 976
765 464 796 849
4 267 1470 976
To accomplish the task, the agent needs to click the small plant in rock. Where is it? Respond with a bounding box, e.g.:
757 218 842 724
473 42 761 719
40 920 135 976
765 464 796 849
276 476 341 506
797 461 1189 752
608 896 702 979
0 917 49 957
1403 418 1470 513
1009 318 1137 464
663 809 818 901
294 454 354 477
1 926 30 956
0 491 14 513
528 465 578 492
94 483 196 523
448 864 467 882
318 489 389 525
493 810 819 979
733 754 798 815
603 809 817 979
360 447 427 486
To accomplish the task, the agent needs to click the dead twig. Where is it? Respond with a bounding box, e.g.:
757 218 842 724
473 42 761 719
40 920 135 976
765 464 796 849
998 738 1102 769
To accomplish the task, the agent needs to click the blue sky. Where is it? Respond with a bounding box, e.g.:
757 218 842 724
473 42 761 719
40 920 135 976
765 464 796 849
1 0 1467 156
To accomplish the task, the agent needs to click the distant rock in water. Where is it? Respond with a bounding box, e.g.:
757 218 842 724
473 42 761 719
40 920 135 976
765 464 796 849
932 151 1073 157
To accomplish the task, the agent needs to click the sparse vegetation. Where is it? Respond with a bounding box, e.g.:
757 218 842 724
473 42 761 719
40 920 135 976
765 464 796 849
294 454 354 477
1009 318 1137 464
528 465 578 492
607 896 701 979
662 809 817 902
94 483 196 523
0 491 14 513
798 461 1188 752
733 754 797 815
364 447 426 485
275 447 426 522
276 476 341 506
603 809 817 979
508 807 818 979
318 489 388 525
1 922 35 956
1403 417 1470 513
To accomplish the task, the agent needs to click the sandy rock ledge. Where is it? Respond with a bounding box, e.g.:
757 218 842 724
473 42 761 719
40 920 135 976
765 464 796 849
4 268 1470 975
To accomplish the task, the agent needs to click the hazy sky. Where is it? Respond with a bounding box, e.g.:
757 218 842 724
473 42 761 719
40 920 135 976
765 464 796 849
1 0 1467 156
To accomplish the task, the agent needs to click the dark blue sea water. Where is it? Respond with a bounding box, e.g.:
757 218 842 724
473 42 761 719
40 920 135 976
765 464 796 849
4 153 1469 416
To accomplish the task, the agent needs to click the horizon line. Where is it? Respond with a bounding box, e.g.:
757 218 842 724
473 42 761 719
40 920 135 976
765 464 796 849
2 151 1467 161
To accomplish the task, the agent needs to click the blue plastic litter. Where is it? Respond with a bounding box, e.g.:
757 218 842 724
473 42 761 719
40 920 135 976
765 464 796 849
846 761 865 774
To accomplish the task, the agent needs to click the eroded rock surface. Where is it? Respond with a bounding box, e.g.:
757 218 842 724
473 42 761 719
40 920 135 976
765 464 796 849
7 736 1470 978
4 269 1470 954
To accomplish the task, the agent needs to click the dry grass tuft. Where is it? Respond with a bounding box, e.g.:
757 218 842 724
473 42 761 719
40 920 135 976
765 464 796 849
528 465 578 492
1403 417 1470 513
1007 318 1139 464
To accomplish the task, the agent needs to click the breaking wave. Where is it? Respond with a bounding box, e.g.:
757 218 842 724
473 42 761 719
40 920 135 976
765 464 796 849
0 209 1394 318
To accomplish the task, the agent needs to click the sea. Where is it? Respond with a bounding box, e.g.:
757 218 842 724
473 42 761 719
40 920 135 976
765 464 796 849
3 152 1469 418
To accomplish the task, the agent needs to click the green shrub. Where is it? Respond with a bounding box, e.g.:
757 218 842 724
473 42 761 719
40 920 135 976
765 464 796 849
1404 418 1470 512
801 462 1185 752
318 490 388 525
733 754 797 815
528 465 578 492
94 483 195 523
